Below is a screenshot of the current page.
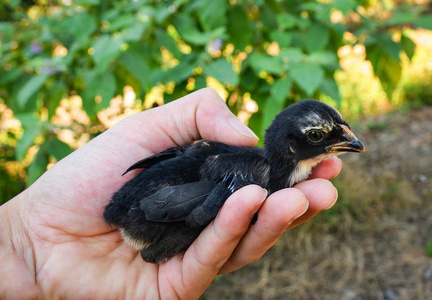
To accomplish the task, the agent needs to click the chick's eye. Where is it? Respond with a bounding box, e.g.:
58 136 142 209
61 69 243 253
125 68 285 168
307 130 324 142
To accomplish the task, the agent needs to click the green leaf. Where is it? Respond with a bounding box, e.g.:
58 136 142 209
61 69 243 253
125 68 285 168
15 113 40 128
383 37 401 62
204 59 239 86
80 70 98 116
16 73 49 108
174 14 225 45
290 64 324 96
98 71 117 108
120 49 152 91
259 3 278 30
278 48 304 66
16 127 41 161
427 241 432 257
47 82 67 119
276 13 297 29
105 15 136 31
56 12 97 40
415 15 432 30
92 35 123 71
309 51 339 70
45 138 73 161
261 77 292 135
0 22 15 43
194 76 207 90
270 77 292 102
162 61 195 84
81 70 116 114
227 5 253 50
0 68 22 84
121 22 147 43
378 54 402 99
197 0 227 31
249 54 284 75
386 11 417 26
27 147 49 185
270 31 292 48
332 0 357 15
76 0 100 5
155 29 182 59
319 77 341 105
401 34 416 60
305 23 329 53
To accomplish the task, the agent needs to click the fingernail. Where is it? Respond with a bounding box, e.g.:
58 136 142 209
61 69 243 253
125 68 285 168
228 116 259 140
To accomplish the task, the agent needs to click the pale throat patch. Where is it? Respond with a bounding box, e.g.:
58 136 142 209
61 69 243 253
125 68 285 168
287 153 338 187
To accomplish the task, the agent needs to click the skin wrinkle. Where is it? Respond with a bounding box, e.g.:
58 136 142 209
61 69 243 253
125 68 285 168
10 198 39 286
0 89 344 299
172 104 197 146
104 127 158 162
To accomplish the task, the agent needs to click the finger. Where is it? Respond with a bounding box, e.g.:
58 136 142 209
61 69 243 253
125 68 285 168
166 185 267 299
109 88 259 159
288 179 338 229
218 188 309 274
309 157 342 180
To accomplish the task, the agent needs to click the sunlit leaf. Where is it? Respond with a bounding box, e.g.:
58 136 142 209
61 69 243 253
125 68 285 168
278 48 304 66
47 82 67 119
56 12 97 40
162 61 194 84
249 54 284 75
98 71 117 108
261 77 292 135
120 49 153 91
401 34 416 60
121 22 147 43
27 147 49 185
156 29 182 59
276 13 297 29
290 64 324 96
92 35 123 71
106 15 136 31
383 37 402 62
270 31 292 48
174 14 226 45
332 0 357 15
319 77 341 105
305 23 329 53
76 0 100 5
16 127 41 161
204 59 239 86
414 15 432 30
197 0 227 31
309 51 339 70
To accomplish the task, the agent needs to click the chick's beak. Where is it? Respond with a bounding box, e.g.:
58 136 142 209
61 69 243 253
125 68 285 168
327 125 365 153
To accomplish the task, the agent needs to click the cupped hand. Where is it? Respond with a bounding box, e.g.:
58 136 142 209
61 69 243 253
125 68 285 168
0 88 341 299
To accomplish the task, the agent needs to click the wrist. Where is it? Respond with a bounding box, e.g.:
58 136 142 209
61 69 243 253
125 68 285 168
0 192 41 298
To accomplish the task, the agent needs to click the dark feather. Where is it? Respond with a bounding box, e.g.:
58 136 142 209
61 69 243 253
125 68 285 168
103 100 365 264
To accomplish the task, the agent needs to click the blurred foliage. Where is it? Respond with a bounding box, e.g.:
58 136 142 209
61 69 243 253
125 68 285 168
1 0 432 201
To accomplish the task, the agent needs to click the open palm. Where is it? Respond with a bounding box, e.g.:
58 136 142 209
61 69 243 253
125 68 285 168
1 88 341 299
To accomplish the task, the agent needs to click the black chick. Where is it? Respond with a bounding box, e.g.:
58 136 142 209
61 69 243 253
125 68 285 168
103 99 365 263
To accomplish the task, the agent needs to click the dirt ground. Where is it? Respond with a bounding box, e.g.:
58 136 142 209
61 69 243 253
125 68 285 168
202 107 432 299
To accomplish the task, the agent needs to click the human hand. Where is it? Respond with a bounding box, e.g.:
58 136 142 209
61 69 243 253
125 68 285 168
0 88 341 299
